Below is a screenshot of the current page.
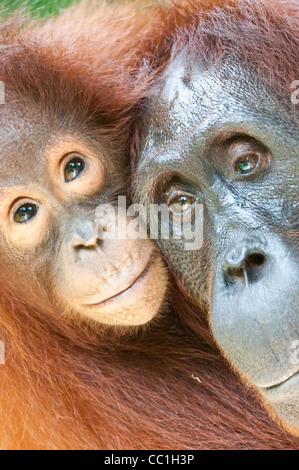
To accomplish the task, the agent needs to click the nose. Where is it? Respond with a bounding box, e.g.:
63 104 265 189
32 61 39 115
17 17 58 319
71 220 101 250
223 241 267 286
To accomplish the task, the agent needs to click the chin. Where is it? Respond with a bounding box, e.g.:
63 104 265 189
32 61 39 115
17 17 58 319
76 254 168 327
260 373 299 433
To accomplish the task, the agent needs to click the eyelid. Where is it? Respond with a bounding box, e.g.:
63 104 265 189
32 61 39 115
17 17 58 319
9 197 41 219
224 137 271 180
60 152 86 172
5 197 53 249
59 151 83 165
50 150 105 201
164 186 196 204
8 196 27 216
9 200 41 228
13 203 39 224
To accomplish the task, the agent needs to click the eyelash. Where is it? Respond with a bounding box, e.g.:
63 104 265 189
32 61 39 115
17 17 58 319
162 184 196 204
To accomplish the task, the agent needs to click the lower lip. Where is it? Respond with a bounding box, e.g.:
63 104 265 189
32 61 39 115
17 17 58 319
87 255 155 309
262 372 299 396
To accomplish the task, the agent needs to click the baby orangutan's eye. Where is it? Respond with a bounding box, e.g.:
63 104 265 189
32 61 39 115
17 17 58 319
64 156 86 183
14 203 39 224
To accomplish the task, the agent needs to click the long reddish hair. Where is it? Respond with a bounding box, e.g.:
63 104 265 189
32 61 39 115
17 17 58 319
0 1 298 449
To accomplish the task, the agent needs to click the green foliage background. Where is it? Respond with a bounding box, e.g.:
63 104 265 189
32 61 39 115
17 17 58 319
1 0 80 17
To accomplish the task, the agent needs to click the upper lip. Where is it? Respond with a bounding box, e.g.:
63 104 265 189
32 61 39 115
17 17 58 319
85 255 154 308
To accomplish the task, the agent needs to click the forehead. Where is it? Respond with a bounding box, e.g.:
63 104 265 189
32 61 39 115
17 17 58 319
0 97 56 186
139 55 298 168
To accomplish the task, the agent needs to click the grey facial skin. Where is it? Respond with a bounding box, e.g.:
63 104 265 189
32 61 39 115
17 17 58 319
134 55 299 430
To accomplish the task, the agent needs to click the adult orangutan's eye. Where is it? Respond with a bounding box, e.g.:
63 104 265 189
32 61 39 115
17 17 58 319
14 203 39 224
64 156 86 183
234 153 260 175
168 195 196 214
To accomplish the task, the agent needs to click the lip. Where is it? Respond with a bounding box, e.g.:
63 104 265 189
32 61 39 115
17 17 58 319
85 254 155 309
261 371 299 396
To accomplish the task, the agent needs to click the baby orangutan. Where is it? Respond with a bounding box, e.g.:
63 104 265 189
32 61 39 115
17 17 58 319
1 0 298 451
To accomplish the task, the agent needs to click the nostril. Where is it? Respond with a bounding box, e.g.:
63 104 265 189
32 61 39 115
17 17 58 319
224 250 267 287
245 253 266 270
72 235 101 251
244 252 267 283
74 243 98 252
226 266 246 283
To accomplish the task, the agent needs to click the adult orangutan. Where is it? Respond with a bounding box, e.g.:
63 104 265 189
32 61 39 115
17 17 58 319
133 0 299 437
0 0 298 450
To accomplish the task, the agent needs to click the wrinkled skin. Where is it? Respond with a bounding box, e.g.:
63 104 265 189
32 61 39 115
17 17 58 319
0 92 168 328
134 56 299 430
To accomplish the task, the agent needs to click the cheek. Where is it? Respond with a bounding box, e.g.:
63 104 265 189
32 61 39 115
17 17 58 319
5 203 53 250
53 158 105 202
0 242 54 311
0 219 56 298
157 239 209 301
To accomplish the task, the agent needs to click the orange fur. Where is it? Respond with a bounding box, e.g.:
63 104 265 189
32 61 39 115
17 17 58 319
0 1 298 450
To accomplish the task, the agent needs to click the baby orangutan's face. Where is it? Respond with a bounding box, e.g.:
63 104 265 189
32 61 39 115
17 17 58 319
0 100 168 327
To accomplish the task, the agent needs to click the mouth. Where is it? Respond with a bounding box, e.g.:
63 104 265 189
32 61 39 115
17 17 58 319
86 254 155 309
261 371 299 395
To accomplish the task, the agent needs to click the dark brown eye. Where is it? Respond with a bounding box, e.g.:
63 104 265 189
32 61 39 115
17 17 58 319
234 153 260 175
64 157 86 183
14 203 39 224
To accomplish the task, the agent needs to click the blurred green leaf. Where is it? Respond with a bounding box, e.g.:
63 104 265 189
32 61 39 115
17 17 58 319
1 0 80 17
